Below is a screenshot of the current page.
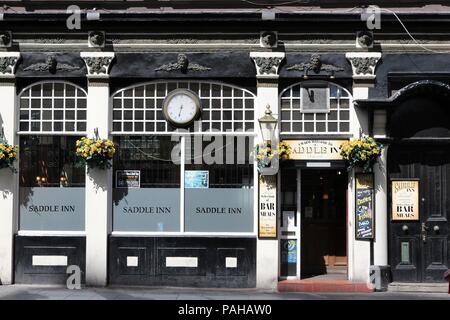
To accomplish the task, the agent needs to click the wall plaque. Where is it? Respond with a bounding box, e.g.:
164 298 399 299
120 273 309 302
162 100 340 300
391 179 419 221
283 140 346 160
259 175 277 238
355 173 375 240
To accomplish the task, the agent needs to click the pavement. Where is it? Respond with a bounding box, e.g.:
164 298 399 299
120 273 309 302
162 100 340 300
0 284 449 300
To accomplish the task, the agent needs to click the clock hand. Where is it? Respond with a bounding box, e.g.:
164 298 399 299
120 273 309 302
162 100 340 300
178 105 183 117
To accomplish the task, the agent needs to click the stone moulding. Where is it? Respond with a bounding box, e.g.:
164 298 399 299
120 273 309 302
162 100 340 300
250 52 285 79
80 52 115 77
345 52 382 80
154 53 211 73
0 52 20 77
286 54 344 77
23 55 79 74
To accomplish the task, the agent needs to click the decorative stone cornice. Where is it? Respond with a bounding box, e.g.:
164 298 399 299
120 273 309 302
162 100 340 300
23 55 79 74
0 52 20 78
345 52 381 80
80 52 115 78
286 54 344 78
250 52 285 79
155 53 211 73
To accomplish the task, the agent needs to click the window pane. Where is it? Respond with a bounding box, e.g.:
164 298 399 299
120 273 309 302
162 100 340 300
185 137 254 232
19 136 85 188
19 136 86 231
112 136 181 232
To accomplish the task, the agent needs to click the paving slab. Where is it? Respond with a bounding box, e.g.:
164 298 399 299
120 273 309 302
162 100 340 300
0 285 449 300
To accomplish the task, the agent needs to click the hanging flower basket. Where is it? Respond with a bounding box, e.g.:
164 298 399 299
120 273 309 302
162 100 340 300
278 141 292 160
0 137 18 172
339 136 383 172
255 141 293 170
76 136 116 170
255 142 274 170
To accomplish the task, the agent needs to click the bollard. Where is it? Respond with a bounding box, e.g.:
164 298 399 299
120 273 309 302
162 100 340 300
444 269 450 294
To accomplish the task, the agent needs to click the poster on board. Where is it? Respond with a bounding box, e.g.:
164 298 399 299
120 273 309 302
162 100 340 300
391 180 419 221
355 173 375 240
259 175 277 238
116 170 140 188
185 170 209 189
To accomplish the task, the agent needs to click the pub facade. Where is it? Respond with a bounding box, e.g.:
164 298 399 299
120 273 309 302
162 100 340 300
0 1 448 290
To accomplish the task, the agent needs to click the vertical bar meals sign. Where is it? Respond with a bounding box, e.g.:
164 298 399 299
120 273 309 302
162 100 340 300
259 175 277 239
355 173 374 240
391 180 419 221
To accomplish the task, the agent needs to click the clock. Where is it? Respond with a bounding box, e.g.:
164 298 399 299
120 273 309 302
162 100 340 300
162 89 202 127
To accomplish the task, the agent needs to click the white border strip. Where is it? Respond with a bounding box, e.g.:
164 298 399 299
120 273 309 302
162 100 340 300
18 230 86 237
32 255 68 266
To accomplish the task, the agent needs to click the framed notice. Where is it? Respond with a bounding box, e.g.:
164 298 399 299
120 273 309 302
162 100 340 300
355 173 375 240
185 170 209 189
259 175 277 239
116 170 140 188
391 179 420 221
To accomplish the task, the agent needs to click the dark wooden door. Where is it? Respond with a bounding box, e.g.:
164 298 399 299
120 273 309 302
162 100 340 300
388 144 450 282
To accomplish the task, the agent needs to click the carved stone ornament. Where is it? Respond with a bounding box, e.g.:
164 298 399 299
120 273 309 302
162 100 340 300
80 52 115 77
0 31 12 47
23 55 79 74
348 57 379 75
255 57 282 74
250 52 285 78
345 52 381 79
286 54 344 78
155 54 211 73
0 52 20 77
88 31 105 47
356 31 374 48
260 31 278 48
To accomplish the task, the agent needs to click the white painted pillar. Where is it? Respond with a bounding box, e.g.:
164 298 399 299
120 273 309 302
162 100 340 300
374 146 388 266
81 52 115 286
250 52 285 290
346 52 382 282
0 53 20 285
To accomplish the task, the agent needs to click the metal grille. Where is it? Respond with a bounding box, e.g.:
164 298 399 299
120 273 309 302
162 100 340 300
111 81 255 134
18 81 87 134
280 82 352 134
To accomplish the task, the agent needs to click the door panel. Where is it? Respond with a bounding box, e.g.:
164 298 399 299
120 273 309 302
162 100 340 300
389 144 450 282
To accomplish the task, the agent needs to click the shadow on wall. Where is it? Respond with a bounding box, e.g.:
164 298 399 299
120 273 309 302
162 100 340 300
389 96 450 138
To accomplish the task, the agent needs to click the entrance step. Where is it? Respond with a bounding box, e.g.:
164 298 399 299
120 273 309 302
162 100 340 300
388 282 449 293
278 280 374 293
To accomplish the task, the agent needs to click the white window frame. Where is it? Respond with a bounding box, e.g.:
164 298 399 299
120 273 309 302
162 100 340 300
110 81 257 237
17 80 88 136
279 81 354 137
111 80 256 136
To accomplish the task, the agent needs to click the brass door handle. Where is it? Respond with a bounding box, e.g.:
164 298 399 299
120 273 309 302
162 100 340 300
421 223 429 242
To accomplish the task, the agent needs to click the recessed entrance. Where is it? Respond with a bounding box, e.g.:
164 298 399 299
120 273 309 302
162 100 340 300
300 169 347 279
280 168 348 280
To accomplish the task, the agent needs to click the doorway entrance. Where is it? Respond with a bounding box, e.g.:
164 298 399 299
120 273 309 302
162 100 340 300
388 144 450 283
280 168 348 280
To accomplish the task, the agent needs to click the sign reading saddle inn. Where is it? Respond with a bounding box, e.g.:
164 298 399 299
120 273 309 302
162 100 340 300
283 140 346 160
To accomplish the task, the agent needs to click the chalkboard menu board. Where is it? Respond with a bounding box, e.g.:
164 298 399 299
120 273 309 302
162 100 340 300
355 173 375 240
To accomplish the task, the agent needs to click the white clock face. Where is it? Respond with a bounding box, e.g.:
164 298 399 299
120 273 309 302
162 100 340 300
164 91 200 126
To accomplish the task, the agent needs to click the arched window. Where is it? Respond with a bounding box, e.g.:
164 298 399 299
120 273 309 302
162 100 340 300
111 81 255 134
18 81 87 134
279 82 352 134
